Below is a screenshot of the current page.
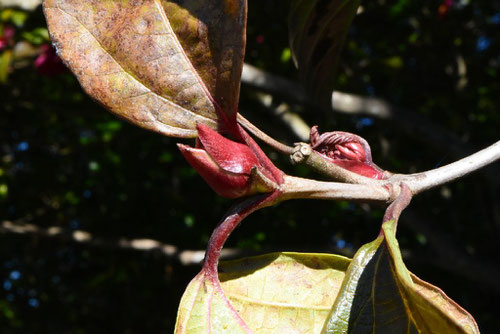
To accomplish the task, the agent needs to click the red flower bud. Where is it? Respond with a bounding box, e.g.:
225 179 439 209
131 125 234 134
178 124 279 198
310 126 386 179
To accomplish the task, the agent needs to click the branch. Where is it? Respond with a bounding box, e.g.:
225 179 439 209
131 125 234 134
237 113 294 155
241 66 500 191
241 63 310 105
0 220 244 266
284 140 500 201
390 140 500 195
280 175 393 203
241 63 482 160
4 217 499 294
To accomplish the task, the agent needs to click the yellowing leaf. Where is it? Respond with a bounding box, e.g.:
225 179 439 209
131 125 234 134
175 252 351 334
322 220 480 334
175 271 251 334
43 0 247 138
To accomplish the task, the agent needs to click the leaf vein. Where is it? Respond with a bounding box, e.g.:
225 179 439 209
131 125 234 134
52 5 215 128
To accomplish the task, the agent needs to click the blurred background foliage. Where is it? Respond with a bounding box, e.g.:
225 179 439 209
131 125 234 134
0 0 499 332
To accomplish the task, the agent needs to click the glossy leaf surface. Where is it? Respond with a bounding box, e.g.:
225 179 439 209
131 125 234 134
289 0 360 105
323 220 480 334
43 0 247 138
175 252 350 333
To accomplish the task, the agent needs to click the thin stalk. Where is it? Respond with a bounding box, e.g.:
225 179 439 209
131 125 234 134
382 182 412 231
391 140 500 195
280 175 393 203
202 192 280 275
237 113 294 155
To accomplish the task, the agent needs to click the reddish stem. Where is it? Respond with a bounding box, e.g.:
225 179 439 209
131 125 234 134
203 192 280 276
381 182 412 232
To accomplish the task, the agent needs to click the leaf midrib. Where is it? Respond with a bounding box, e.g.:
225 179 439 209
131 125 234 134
223 290 333 311
50 3 215 125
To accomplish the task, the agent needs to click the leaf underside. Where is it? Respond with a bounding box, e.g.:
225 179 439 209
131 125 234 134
173 222 480 334
174 252 350 334
322 220 480 334
289 0 360 105
43 0 247 138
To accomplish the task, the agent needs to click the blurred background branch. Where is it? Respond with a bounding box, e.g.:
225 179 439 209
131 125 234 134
242 63 490 161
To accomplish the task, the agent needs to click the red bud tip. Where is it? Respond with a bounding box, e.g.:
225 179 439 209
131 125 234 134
178 125 281 198
310 126 386 179
196 124 259 175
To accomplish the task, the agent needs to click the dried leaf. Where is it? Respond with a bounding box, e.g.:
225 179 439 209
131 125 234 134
175 252 350 333
289 0 360 105
43 0 247 138
322 219 480 334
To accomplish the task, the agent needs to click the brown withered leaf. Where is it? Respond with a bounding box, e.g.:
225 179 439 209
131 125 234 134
43 0 247 138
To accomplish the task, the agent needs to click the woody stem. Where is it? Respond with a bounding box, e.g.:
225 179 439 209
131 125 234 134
382 182 412 231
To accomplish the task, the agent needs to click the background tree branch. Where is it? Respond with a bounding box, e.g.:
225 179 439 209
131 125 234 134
241 63 484 160
4 214 500 295
0 220 244 266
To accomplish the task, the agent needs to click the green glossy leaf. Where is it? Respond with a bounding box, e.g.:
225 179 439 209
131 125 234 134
289 0 360 105
175 252 350 333
322 220 480 334
43 0 247 138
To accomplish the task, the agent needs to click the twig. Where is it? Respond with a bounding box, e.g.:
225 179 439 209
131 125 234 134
280 175 392 202
202 193 279 275
286 140 500 200
237 113 294 155
391 140 500 195
382 183 412 232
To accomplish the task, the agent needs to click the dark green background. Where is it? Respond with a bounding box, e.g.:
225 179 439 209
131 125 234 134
1 0 499 332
